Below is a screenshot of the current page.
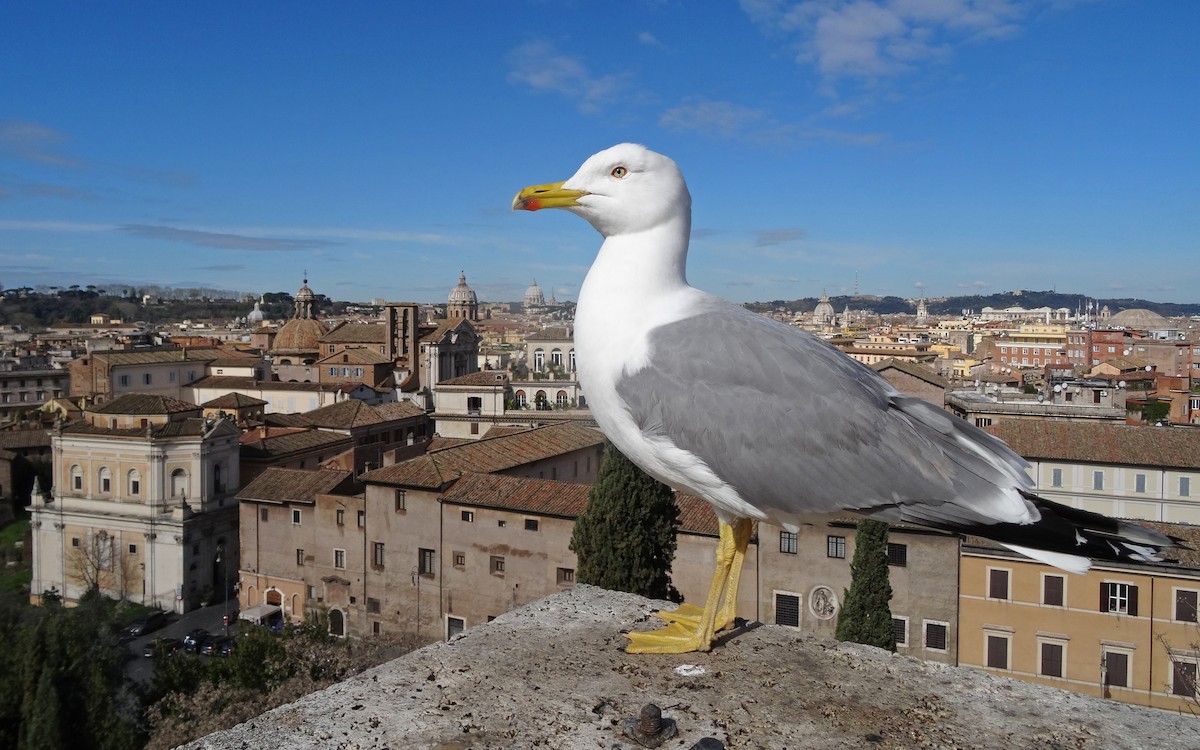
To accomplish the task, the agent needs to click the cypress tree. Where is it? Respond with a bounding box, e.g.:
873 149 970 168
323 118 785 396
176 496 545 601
570 441 682 601
835 519 896 651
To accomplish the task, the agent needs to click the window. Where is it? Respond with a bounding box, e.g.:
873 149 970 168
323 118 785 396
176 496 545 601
1040 641 1064 678
775 592 800 627
924 621 948 651
1102 650 1130 689
497 520 506 528
1100 582 1138 615
825 532 844 556
72 537 80 548
367 598 381 614
118 374 130 387
453 552 466 567
1050 468 1063 487
128 544 138 555
557 567 575 584
357 510 365 527
892 617 908 647
447 617 465 639
128 470 140 496
71 465 82 491
1182 477 1192 497
987 568 1010 600
779 531 798 554
336 509 345 525
334 549 346 569
1135 473 1146 493
395 490 406 512
525 518 539 531
1172 660 1198 697
372 542 385 567
99 467 111 494
467 396 482 415
260 508 269 522
143 373 152 385
292 509 302 525
986 634 1010 670
533 349 545 370
418 548 435 576
1175 590 1198 623
461 510 475 523
490 555 505 575
1043 574 1065 607
1092 471 1104 491
296 549 305 566
887 543 907 567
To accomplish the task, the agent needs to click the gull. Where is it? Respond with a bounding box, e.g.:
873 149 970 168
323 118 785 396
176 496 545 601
513 143 1175 654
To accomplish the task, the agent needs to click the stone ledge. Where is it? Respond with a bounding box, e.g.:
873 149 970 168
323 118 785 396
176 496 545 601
182 585 1196 749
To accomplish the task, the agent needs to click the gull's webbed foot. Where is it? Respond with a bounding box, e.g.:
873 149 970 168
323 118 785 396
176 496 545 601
626 619 714 654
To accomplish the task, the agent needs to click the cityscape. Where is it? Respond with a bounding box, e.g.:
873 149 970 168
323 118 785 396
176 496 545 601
0 272 1197 735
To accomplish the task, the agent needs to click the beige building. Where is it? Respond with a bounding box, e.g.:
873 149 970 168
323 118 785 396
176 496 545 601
69 347 255 404
960 532 1200 712
985 420 1200 524
28 394 242 611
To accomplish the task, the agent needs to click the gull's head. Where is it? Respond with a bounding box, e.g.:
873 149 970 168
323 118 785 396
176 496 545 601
513 143 691 238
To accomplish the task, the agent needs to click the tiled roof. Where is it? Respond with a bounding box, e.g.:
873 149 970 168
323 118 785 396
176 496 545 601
239 428 353 459
89 348 244 366
985 420 1200 470
437 371 510 388
524 327 573 341
316 348 393 365
189 375 346 392
61 417 237 440
420 319 474 344
90 394 201 415
871 358 950 389
320 322 388 344
362 422 603 489
302 399 425 429
208 357 262 368
202 392 268 409
236 467 356 505
0 430 52 449
675 493 721 536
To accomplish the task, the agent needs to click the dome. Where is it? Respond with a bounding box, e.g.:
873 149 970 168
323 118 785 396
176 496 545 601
247 296 265 325
1108 308 1173 331
812 292 835 326
272 317 328 355
524 279 546 309
448 272 478 305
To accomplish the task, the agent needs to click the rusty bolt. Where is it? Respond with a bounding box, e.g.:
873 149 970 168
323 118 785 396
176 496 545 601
620 703 678 748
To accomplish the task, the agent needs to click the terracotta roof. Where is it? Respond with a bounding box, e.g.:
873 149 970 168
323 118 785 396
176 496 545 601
90 394 200 415
209 357 262 368
0 430 51 449
239 428 353 459
362 422 603 489
524 327 573 341
86 348 232 366
437 371 510 388
189 375 346 392
442 472 590 517
201 392 268 409
320 322 387 344
62 417 239 440
984 420 1200 470
675 493 721 536
871 358 950 389
315 348 393 365
236 467 356 505
301 399 425 429
420 319 475 343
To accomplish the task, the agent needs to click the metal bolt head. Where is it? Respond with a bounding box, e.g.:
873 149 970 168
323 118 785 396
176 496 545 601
621 703 678 748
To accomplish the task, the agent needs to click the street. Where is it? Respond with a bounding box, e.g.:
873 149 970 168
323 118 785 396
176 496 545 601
122 602 239 684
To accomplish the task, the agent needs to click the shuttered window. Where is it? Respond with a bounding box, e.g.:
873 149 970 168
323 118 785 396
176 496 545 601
988 569 1010 600
775 593 800 627
1040 642 1064 677
986 635 1009 669
1043 575 1064 606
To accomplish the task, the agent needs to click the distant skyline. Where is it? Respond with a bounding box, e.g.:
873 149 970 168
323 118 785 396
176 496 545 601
1 2 1197 304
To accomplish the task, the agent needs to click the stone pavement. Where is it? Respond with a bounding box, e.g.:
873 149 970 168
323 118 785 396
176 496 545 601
181 585 1198 749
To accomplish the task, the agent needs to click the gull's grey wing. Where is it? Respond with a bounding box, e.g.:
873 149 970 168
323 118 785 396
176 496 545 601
615 300 1034 525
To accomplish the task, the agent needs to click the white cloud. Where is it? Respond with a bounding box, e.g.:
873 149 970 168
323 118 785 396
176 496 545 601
506 41 626 114
0 120 85 168
660 97 886 146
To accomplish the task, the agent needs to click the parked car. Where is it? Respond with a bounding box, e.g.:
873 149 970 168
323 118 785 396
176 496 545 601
183 628 210 654
143 637 181 658
202 637 231 656
127 610 168 637
218 638 235 657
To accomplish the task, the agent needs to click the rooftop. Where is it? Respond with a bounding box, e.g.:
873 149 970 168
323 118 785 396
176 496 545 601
985 420 1200 470
181 586 1197 750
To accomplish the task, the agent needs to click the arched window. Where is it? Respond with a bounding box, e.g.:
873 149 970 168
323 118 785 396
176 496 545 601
514 390 527 408
556 390 569 407
533 348 545 371
98 466 112 495
550 348 563 368
535 390 548 410
70 465 83 492
329 609 345 637
127 469 141 496
171 468 189 499
569 349 576 372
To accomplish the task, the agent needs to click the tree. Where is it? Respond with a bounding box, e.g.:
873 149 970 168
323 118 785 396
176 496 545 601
835 519 896 651
569 441 682 601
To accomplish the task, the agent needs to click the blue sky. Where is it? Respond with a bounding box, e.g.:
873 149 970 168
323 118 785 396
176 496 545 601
1 1 1196 306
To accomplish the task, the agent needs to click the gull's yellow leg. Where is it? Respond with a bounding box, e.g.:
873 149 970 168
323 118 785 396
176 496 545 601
657 518 751 633
626 519 748 654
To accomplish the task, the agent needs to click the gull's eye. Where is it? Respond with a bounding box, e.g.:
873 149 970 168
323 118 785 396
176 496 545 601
611 166 628 179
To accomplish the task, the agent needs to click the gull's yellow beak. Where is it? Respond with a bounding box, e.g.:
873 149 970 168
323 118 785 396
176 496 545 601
512 181 588 211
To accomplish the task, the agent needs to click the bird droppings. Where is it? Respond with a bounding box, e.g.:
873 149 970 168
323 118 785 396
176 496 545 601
181 586 1198 750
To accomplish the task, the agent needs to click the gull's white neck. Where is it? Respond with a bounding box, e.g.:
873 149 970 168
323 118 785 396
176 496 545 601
575 213 697 388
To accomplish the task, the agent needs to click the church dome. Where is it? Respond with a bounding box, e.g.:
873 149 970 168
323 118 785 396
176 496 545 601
247 296 265 325
448 272 478 305
1107 308 1173 331
812 292 835 326
524 279 546 310
272 318 328 355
